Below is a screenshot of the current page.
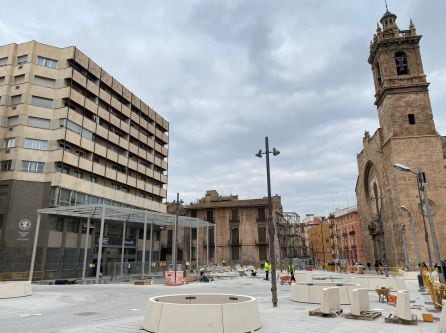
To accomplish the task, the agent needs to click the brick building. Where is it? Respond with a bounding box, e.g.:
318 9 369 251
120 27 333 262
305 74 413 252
182 190 283 267
0 41 169 276
356 10 446 267
329 206 365 266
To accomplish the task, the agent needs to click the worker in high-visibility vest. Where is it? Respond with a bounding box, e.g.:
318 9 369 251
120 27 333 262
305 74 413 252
199 265 205 277
287 262 296 282
264 260 271 281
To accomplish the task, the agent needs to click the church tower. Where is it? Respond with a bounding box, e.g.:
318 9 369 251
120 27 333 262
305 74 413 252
369 10 437 143
356 9 446 268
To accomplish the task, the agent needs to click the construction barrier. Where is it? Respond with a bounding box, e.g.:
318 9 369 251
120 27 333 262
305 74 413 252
0 271 44 281
422 273 445 310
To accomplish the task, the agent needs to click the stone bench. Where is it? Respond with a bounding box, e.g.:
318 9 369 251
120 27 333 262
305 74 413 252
291 282 359 304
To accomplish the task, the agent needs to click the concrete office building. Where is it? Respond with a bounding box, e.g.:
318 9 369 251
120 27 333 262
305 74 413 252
0 41 169 278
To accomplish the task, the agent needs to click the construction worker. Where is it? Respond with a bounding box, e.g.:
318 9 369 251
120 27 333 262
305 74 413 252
199 265 205 277
264 260 271 281
251 268 257 277
287 261 296 282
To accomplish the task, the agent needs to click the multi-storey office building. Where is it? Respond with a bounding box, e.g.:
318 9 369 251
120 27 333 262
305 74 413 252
0 41 169 277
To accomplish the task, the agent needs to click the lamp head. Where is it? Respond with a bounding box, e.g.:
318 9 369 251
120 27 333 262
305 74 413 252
255 150 262 158
272 148 280 156
393 163 411 172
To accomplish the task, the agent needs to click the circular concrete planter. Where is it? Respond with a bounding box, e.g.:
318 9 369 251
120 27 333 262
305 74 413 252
351 276 406 291
291 282 359 304
143 293 261 333
0 281 32 299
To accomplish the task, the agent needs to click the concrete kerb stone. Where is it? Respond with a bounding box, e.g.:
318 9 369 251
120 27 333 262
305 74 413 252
350 288 370 316
0 281 32 299
320 287 341 314
396 290 413 321
291 282 359 305
142 293 261 333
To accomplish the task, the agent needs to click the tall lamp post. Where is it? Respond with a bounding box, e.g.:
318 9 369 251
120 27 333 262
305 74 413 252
173 193 184 284
394 163 443 283
256 136 280 307
400 205 424 290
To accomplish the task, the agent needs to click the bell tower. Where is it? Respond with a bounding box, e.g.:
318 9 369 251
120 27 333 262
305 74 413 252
368 10 437 144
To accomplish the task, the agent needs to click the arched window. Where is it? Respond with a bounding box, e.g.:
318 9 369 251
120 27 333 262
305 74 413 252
395 51 409 75
375 62 382 86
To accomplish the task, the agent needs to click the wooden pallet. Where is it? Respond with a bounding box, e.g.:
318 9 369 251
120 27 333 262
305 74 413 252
344 311 382 320
384 314 417 325
134 279 152 285
309 308 343 318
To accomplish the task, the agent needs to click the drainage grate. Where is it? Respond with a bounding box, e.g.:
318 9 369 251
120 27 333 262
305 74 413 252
75 312 100 316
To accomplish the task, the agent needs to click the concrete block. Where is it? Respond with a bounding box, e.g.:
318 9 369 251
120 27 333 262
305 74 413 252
320 287 340 314
291 282 359 305
0 281 32 298
350 288 370 316
396 290 412 321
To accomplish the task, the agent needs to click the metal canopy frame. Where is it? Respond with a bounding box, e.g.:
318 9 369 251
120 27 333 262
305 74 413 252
29 204 211 283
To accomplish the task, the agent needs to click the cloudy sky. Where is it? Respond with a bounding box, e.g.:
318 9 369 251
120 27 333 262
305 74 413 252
2 0 446 216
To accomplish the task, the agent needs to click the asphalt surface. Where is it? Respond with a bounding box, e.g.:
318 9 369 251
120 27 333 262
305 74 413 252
0 271 441 332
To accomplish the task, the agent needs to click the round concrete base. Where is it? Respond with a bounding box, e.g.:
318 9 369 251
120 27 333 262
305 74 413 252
351 276 406 291
142 293 261 333
291 282 359 304
0 281 32 299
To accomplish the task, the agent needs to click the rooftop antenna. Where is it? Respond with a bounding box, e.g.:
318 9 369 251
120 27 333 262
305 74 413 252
385 0 389 11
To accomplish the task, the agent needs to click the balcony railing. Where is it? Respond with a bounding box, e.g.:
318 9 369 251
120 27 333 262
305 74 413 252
255 239 268 246
349 230 355 235
229 216 240 223
256 215 266 222
228 239 242 246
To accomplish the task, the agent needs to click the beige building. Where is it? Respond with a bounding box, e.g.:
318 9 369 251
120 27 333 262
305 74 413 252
356 10 446 267
307 218 333 266
0 41 169 276
182 190 283 267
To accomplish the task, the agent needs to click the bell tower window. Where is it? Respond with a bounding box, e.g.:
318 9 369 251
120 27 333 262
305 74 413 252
375 63 382 86
395 51 409 75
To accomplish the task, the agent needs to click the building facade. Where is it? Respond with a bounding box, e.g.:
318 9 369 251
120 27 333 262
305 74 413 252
0 41 169 277
182 190 283 267
329 206 365 266
356 11 446 267
307 217 333 266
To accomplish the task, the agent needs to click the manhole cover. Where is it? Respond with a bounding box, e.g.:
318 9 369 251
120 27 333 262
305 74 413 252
75 312 100 316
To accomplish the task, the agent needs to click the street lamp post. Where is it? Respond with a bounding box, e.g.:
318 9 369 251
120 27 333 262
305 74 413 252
173 193 183 285
256 136 280 307
400 205 424 290
394 163 443 283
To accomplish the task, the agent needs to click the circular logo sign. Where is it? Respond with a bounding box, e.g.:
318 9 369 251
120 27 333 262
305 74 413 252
18 218 32 231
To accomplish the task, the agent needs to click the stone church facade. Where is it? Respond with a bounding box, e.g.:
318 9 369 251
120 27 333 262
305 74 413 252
356 10 446 267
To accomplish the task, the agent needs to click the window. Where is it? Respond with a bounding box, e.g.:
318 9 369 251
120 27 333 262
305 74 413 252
231 246 239 261
258 227 266 243
31 96 53 108
395 51 409 75
37 56 57 69
7 116 18 126
28 117 50 129
17 55 28 64
0 57 7 66
4 137 16 148
206 210 214 222
231 227 239 244
121 186 129 193
11 94 21 105
408 114 416 125
231 209 239 222
191 228 197 240
66 219 79 233
13 75 25 84
257 207 266 221
34 75 55 88
0 76 5 84
24 138 48 150
21 160 44 173
259 246 267 261
45 248 60 271
0 160 11 171
63 248 76 270
90 175 97 183
74 170 83 178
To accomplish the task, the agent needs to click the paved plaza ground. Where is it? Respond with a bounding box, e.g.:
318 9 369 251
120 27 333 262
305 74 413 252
0 271 441 332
